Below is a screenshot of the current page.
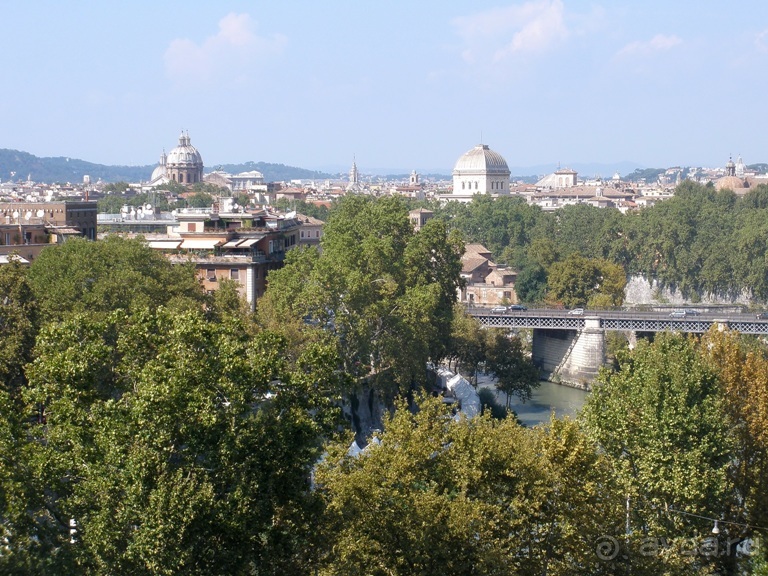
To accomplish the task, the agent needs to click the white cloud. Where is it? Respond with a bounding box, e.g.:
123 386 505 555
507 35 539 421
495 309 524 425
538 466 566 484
453 0 569 64
615 34 682 59
755 29 768 53
164 13 286 86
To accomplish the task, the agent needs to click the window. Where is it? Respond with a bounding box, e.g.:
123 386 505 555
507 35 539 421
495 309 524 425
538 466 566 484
301 230 305 238
230 268 240 280
207 269 216 281
316 230 320 238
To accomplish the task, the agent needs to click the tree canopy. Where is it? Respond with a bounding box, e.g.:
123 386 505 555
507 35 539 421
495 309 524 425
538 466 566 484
260 195 464 394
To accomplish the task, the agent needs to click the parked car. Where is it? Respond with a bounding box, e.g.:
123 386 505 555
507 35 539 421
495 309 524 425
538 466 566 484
490 306 508 313
756 312 768 320
567 308 584 315
669 310 687 318
508 304 527 311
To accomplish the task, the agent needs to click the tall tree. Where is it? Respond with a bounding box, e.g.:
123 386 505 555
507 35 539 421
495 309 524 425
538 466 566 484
260 195 463 395
13 306 343 574
701 328 768 565
581 333 735 574
484 329 540 406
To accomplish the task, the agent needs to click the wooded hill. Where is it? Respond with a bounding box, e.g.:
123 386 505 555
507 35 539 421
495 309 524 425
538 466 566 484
0 149 335 184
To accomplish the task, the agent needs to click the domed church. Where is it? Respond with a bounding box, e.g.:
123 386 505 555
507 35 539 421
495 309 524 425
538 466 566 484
149 131 204 186
452 144 511 195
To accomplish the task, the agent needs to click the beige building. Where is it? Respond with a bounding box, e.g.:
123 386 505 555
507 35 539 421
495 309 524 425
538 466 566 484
297 213 324 246
0 200 97 262
409 208 433 231
140 208 300 311
459 243 519 306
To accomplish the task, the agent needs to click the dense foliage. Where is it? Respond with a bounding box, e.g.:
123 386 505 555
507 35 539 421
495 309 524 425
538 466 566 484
411 181 768 303
260 195 465 395
316 398 624 575
5 195 768 573
582 331 768 574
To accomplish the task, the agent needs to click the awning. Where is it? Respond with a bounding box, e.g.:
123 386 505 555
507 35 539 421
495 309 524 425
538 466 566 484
236 238 261 247
0 255 29 264
148 240 182 249
180 239 222 250
222 239 242 248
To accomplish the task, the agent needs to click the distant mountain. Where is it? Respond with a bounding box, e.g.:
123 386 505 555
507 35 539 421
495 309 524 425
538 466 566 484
0 150 336 184
210 161 334 182
0 149 153 184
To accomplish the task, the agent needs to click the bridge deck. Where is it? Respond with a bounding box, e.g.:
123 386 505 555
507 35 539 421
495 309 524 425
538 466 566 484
468 307 768 335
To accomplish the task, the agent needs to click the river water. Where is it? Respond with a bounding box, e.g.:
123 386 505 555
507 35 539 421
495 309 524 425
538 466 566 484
476 373 590 427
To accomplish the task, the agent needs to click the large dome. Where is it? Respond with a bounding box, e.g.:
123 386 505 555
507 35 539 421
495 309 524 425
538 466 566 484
166 131 203 167
453 144 510 176
715 175 748 192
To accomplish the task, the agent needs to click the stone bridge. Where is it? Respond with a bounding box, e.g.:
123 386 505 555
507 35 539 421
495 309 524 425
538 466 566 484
468 307 768 388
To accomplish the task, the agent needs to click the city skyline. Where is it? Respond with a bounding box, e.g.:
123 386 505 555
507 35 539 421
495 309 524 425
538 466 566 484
2 1 767 173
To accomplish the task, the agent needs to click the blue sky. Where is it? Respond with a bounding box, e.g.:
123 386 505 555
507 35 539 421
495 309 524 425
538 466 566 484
2 1 767 174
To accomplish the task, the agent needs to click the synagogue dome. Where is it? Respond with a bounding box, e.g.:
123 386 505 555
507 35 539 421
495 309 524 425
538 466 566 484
452 144 510 175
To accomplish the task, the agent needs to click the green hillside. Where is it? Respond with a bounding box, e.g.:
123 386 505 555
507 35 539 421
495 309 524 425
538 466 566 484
0 149 335 184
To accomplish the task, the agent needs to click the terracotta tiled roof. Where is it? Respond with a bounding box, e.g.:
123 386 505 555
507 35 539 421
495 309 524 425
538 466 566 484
461 256 489 274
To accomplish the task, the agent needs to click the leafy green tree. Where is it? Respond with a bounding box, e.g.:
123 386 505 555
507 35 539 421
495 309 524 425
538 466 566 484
261 196 463 395
484 329 540 406
153 180 186 195
102 181 131 194
511 258 548 304
582 333 734 574
277 199 332 222
192 182 230 195
235 192 250 207
0 261 37 390
702 329 768 566
546 253 626 308
185 190 215 208
96 194 128 214
14 306 343 574
316 397 627 575
445 305 487 382
25 236 205 320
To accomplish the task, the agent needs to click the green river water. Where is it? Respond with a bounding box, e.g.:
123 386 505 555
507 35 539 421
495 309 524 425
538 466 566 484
477 374 590 427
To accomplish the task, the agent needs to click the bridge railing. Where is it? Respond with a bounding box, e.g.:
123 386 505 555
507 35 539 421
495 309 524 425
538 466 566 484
465 305 768 335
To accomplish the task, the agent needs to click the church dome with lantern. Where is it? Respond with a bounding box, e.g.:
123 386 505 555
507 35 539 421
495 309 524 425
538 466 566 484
150 131 204 186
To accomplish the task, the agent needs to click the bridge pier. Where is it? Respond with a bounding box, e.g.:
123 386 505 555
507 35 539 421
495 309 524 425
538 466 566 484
532 318 605 390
